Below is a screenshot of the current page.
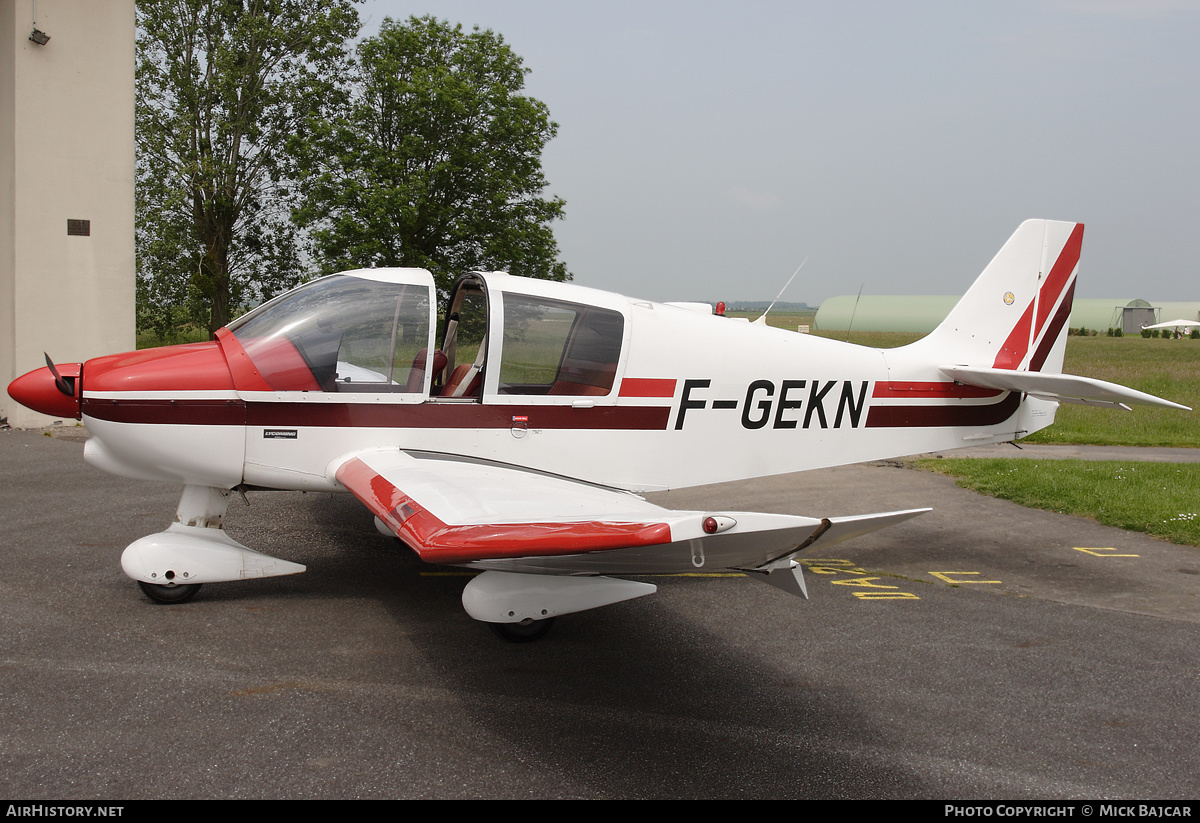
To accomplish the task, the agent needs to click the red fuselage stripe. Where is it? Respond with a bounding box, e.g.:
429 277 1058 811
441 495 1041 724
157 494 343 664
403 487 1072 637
82 398 672 430
619 378 677 398
81 398 246 426
872 381 1002 399
864 391 1020 429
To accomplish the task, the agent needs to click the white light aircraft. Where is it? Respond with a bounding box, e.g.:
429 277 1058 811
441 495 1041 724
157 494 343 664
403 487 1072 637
8 220 1188 640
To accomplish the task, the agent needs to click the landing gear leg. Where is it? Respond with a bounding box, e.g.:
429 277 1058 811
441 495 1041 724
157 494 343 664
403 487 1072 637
121 485 306 601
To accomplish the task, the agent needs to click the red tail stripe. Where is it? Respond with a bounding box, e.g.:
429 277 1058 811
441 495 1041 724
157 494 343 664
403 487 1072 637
1029 280 1076 373
992 223 1082 370
993 302 1035 370
872 381 1003 399
1034 224 1083 338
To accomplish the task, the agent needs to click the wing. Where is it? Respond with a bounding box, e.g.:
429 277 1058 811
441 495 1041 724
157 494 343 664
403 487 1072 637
332 449 927 574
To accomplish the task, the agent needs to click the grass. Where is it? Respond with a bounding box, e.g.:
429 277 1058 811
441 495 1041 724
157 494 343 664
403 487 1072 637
917 458 1200 547
811 329 925 348
1022 336 1200 447
912 337 1198 545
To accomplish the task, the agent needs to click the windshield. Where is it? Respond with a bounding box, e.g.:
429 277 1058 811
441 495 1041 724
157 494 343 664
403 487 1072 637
228 274 433 392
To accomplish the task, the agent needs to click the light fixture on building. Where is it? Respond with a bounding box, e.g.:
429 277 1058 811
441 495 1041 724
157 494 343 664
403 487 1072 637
29 28 50 46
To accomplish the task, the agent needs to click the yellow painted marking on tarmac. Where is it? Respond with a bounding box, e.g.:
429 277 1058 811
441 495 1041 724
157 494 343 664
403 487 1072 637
929 571 1001 584
800 558 860 574
800 557 920 600
831 576 898 589
1073 547 1139 558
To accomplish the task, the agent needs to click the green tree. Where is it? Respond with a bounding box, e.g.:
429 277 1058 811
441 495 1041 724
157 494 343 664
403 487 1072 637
292 15 569 298
136 0 361 337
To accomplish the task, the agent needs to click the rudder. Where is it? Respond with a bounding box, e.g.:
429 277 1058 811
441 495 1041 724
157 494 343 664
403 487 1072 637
912 220 1083 374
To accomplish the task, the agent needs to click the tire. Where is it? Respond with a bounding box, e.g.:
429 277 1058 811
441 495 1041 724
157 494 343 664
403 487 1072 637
137 581 202 604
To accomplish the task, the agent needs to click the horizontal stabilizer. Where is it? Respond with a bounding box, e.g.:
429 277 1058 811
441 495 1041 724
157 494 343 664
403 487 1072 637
940 366 1190 411
800 508 933 552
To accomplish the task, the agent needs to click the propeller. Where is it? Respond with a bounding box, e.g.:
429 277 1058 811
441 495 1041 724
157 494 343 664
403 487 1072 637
44 352 74 397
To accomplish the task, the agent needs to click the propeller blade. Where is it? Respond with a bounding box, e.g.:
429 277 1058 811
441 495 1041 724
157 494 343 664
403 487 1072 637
44 352 74 397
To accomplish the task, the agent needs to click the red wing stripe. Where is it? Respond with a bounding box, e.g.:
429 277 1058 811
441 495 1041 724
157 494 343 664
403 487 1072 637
619 378 677 398
872 381 1002 399
336 458 673 565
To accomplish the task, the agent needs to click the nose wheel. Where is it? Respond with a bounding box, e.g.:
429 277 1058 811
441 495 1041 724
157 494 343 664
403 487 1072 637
137 581 202 604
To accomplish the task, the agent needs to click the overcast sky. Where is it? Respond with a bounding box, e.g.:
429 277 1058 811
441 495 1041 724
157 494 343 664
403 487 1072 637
363 1 1199 304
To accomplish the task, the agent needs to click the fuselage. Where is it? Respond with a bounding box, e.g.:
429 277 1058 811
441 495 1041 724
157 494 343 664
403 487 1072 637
10 269 1040 495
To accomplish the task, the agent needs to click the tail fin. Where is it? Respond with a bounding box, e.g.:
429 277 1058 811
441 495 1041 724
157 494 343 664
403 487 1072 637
915 220 1082 374
907 220 1187 412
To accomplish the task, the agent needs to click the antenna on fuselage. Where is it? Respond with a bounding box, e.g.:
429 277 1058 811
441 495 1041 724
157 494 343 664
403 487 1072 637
753 257 809 326
845 282 865 343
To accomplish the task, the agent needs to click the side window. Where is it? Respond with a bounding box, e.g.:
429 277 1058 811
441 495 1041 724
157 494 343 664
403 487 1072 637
437 285 489 398
499 295 623 396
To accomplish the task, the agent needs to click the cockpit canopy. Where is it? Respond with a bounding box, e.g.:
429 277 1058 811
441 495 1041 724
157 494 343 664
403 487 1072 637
226 268 627 400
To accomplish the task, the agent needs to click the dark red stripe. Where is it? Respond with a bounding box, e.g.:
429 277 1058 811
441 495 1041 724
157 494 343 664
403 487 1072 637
872 381 1002 399
82 398 246 426
1029 279 1076 373
83 398 671 430
864 392 1020 429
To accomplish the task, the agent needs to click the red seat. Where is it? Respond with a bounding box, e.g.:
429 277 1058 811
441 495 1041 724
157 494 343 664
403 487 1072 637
405 349 448 393
441 363 482 397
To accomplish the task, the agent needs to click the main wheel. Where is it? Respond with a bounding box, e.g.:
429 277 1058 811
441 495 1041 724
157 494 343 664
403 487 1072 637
488 617 555 643
137 581 202 604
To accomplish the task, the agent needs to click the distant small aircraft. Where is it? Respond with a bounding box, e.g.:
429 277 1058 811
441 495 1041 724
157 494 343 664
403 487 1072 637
1142 319 1200 337
8 220 1188 639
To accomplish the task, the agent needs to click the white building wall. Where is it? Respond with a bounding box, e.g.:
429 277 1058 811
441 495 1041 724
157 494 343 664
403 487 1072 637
1 0 135 427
